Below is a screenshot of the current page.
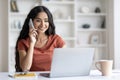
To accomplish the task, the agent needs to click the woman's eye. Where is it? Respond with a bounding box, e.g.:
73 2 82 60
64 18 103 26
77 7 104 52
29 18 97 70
35 18 48 23
36 20 41 22
45 20 48 22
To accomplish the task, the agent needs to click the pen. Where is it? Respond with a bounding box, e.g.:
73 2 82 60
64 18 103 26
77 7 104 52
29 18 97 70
8 74 14 78
20 70 29 75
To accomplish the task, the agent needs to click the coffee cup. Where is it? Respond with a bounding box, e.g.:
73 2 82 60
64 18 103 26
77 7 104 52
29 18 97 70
95 60 113 76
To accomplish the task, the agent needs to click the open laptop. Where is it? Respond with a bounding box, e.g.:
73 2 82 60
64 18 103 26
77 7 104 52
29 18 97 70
40 48 94 78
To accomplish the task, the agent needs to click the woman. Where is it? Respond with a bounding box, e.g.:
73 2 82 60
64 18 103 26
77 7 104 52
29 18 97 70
15 6 65 72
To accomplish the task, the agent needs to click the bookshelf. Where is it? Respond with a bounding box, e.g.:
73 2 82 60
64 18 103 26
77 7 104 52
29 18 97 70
8 0 110 71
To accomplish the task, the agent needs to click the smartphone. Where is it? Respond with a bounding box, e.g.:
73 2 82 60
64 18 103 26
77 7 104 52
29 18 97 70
29 18 35 29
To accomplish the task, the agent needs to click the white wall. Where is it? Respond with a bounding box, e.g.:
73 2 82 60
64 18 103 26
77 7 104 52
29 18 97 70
108 0 120 69
0 0 8 72
113 0 120 69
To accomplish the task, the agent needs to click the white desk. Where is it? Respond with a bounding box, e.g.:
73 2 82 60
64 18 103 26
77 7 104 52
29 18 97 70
1 70 120 80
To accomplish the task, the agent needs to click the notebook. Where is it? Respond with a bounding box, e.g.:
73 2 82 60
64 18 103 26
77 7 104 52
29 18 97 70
40 48 95 78
8 72 37 79
14 72 36 78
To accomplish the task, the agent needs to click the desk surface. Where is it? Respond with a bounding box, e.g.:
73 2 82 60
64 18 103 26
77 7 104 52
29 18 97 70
1 70 120 80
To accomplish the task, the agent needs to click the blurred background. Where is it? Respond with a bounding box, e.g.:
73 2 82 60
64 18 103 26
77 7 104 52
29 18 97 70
0 0 120 72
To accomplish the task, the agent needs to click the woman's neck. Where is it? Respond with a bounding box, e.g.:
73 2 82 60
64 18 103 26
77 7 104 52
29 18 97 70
37 33 48 42
35 33 48 48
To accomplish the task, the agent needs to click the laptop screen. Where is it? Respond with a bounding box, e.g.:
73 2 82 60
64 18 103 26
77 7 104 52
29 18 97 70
50 48 95 78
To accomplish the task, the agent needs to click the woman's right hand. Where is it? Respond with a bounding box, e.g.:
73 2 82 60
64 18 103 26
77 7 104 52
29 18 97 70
29 28 38 45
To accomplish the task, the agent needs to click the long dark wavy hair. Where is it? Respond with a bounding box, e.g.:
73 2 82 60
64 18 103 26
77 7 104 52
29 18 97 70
15 6 56 72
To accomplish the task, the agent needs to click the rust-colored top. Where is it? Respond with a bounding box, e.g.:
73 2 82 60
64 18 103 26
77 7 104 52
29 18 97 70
18 34 65 71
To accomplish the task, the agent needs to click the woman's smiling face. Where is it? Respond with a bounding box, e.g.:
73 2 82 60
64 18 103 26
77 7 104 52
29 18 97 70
33 12 49 33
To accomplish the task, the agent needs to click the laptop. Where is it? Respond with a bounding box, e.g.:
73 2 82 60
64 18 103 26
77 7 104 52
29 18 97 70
40 48 94 78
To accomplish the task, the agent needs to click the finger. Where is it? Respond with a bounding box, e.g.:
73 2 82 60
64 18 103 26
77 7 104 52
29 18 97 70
29 28 34 32
32 30 38 35
33 33 36 38
32 31 38 38
29 27 37 32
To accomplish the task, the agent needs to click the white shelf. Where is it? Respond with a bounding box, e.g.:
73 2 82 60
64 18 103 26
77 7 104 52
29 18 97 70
76 13 107 16
75 0 108 61
77 44 107 48
77 29 106 32
54 19 75 23
42 1 74 5
10 29 21 32
63 37 76 40
10 12 28 16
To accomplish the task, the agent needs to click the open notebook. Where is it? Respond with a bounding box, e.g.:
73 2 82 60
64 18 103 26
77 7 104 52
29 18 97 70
8 72 37 79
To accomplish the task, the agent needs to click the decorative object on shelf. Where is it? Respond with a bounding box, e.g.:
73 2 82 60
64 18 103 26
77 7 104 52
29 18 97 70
80 6 90 13
14 20 21 29
43 0 50 1
90 34 99 44
82 24 90 29
101 18 105 28
53 9 63 19
10 0 19 12
67 16 71 20
95 7 101 13
33 1 41 9
34 3 40 7
18 21 22 29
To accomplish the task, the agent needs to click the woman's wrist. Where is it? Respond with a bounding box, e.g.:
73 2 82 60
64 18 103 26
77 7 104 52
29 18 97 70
30 42 35 48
